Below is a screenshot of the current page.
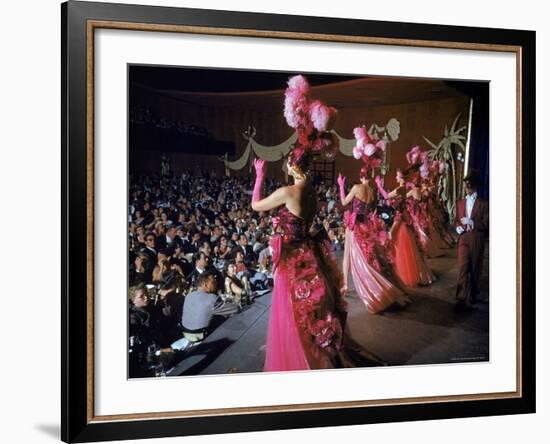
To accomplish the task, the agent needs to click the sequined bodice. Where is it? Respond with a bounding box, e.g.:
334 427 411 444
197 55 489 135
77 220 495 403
351 197 374 221
276 207 308 243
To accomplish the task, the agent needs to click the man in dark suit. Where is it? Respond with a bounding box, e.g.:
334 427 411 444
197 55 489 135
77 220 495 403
235 233 255 266
139 232 158 284
186 251 209 290
454 170 489 309
156 223 183 252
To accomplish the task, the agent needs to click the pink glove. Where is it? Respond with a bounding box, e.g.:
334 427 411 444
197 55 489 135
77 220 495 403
337 173 346 203
252 158 266 204
375 175 389 200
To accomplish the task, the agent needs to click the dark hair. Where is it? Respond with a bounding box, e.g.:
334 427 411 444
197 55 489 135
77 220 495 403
159 271 176 290
138 253 150 268
196 270 215 289
464 169 480 187
359 166 369 180
192 251 205 264
223 260 237 275
288 147 312 174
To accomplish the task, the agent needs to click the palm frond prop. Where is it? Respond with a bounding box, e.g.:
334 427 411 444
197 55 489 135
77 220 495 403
423 113 467 221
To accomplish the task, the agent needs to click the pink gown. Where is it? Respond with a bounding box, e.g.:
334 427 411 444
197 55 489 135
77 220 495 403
426 192 454 248
407 195 446 258
344 198 408 314
264 207 384 372
389 195 436 288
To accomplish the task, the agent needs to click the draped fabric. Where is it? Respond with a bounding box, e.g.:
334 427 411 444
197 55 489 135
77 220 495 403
346 229 407 314
221 129 356 172
221 119 400 173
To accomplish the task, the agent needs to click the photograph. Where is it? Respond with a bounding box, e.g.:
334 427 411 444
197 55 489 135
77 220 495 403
126 66 490 378
59 1 535 441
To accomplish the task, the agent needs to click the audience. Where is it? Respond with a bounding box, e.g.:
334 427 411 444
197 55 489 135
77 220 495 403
128 167 351 377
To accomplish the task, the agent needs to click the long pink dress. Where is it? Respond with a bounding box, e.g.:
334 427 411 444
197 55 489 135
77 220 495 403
344 198 408 314
425 191 455 248
389 195 436 288
264 207 384 372
407 195 446 258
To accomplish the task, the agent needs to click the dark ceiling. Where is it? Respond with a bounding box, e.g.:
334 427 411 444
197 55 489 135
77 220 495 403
129 65 364 93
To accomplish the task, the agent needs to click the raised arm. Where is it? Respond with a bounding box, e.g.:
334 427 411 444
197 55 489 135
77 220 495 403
337 173 356 207
251 186 291 212
251 158 293 212
374 175 390 200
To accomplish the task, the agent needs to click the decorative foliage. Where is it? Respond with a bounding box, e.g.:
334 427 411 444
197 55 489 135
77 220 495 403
367 118 400 175
423 113 467 221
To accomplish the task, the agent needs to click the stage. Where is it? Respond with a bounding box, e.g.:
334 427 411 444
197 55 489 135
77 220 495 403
168 244 489 376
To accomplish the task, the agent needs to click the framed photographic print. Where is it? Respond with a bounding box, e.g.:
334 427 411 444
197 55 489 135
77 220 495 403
61 0 536 442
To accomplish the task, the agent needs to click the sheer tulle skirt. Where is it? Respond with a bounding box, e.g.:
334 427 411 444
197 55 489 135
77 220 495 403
392 222 436 288
346 229 407 314
264 238 385 372
264 264 313 371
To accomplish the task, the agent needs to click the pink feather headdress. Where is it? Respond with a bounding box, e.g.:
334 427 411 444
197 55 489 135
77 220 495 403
284 75 339 166
351 125 386 174
405 145 431 184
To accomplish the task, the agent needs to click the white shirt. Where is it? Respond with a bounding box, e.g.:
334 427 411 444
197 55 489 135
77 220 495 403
465 192 477 218
456 192 477 235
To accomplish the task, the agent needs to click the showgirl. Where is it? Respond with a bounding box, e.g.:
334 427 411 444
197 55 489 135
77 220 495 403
337 127 409 314
375 163 436 288
251 75 385 371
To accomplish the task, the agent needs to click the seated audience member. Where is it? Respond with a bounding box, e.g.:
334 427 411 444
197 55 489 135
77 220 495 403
252 233 267 254
180 271 239 343
154 221 165 239
235 234 255 266
129 253 149 287
154 274 185 346
198 240 213 258
234 250 269 291
134 225 147 248
157 222 182 251
152 248 172 284
140 232 158 284
224 261 252 306
129 283 160 348
170 243 192 277
213 235 231 263
228 232 240 249
188 230 202 254
186 251 210 290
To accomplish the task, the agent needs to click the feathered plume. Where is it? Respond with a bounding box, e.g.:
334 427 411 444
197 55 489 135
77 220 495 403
284 75 339 167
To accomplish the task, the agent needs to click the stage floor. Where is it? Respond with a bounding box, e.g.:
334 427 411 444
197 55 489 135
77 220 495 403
168 244 489 376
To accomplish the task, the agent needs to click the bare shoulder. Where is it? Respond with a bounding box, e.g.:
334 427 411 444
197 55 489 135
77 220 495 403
275 185 293 196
